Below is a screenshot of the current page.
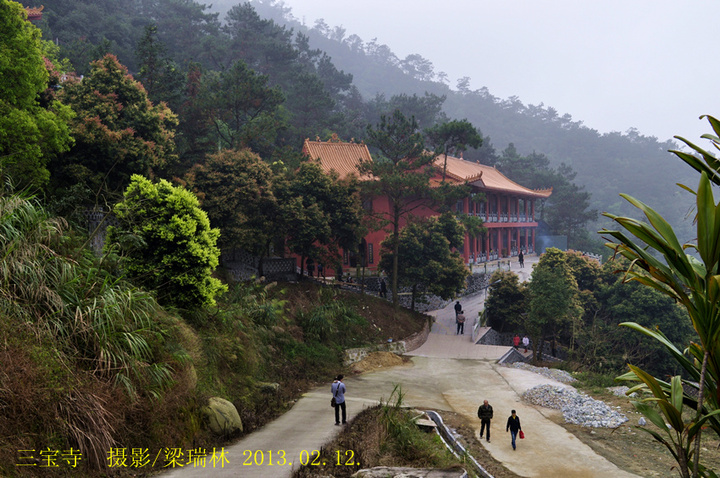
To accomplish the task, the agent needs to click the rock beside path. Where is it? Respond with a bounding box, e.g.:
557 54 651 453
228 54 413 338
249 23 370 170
201 397 243 435
523 384 628 428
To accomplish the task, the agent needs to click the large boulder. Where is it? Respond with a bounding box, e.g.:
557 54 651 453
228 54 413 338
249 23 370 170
202 397 243 435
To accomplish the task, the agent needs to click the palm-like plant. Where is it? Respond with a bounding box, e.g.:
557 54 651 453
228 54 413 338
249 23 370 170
601 115 720 478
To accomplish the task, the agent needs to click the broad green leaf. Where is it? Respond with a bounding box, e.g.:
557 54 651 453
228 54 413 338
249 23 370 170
633 400 669 431
670 376 684 415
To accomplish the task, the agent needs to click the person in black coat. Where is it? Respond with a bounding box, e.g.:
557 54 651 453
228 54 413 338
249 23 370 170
379 278 387 298
506 409 522 450
477 400 494 442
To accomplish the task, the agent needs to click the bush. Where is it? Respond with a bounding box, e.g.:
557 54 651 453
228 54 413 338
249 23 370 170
107 175 227 310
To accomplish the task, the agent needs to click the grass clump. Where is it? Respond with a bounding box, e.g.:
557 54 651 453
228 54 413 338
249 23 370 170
377 385 458 468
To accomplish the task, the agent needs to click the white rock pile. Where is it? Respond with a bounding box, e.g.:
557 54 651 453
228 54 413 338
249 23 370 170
506 362 577 384
606 386 637 398
522 384 628 428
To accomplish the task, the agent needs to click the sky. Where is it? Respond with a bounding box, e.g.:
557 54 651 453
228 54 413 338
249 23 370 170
278 0 719 144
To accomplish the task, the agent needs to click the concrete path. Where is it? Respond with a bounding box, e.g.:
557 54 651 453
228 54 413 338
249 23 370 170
163 253 641 478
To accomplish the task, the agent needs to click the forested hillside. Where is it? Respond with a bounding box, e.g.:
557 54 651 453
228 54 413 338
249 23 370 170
32 0 699 246
5 2 720 475
241 0 697 243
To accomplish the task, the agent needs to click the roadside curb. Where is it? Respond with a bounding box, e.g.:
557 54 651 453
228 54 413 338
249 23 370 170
426 411 494 478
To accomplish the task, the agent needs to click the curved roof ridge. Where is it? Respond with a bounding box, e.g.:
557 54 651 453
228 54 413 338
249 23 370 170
435 154 552 198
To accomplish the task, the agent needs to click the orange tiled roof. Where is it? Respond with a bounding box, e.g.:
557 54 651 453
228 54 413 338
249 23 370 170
25 5 43 21
302 134 373 180
435 154 552 198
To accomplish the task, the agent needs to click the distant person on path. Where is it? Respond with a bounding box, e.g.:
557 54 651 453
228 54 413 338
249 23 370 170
317 263 323 279
307 258 315 277
454 300 462 318
456 310 466 335
522 335 530 352
331 375 347 426
379 278 387 298
477 400 494 442
506 409 522 450
518 250 524 268
513 334 520 349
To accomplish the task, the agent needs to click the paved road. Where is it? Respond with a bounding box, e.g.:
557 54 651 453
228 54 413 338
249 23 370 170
164 253 640 478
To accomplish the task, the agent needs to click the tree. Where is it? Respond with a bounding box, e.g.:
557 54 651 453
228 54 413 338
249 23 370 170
282 72 336 146
135 24 184 111
51 54 178 207
602 115 720 477
0 0 73 189
425 119 483 181
485 270 528 333
185 148 280 275
526 247 580 361
106 175 226 310
199 59 285 155
366 93 448 130
399 53 435 82
360 110 436 307
278 161 362 277
379 214 469 311
588 261 693 376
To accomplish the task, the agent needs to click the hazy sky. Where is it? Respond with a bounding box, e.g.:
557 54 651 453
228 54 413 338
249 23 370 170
279 0 719 144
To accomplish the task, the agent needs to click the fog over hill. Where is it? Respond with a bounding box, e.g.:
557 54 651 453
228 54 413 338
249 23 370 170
221 0 698 243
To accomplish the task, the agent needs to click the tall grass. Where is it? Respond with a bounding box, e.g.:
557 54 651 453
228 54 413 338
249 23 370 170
299 287 368 345
0 192 181 470
378 385 457 467
1 193 175 398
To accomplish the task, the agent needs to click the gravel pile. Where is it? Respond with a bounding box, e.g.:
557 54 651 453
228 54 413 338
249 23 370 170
523 384 628 428
506 362 577 384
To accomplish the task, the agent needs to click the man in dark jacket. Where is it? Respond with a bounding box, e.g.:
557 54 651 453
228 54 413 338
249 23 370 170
477 400 493 442
506 409 522 450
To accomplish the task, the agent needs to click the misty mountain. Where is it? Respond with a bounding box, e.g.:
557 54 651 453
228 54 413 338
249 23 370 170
34 0 696 245
240 0 697 242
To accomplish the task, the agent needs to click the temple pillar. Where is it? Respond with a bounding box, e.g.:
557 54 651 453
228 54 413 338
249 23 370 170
532 228 536 253
532 200 536 221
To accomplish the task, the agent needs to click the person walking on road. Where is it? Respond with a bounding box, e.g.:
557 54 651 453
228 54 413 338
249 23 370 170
513 334 520 349
518 250 524 268
379 278 387 298
454 300 462 318
506 409 522 450
477 400 494 442
522 335 530 353
331 375 347 426
456 310 466 335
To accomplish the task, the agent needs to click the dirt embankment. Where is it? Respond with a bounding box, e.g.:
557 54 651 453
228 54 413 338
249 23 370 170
350 352 411 374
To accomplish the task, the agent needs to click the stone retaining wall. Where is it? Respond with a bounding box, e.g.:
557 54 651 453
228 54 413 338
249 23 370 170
402 317 431 352
344 317 431 365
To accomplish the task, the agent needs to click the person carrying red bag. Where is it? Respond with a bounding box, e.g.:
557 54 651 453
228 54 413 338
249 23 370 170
506 409 522 450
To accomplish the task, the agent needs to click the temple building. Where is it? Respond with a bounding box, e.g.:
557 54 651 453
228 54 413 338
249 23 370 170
24 5 43 22
302 136 552 270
